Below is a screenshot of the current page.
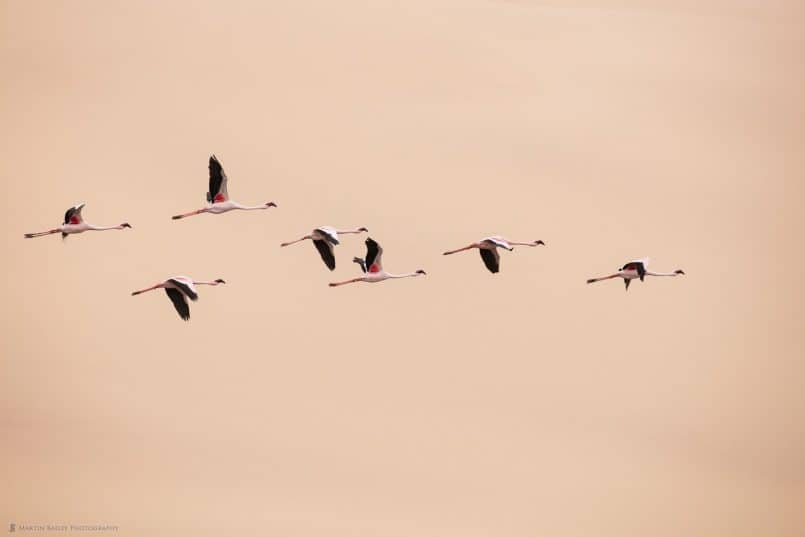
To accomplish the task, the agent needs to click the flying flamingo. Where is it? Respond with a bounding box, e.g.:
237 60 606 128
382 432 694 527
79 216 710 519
171 155 276 220
442 236 545 273
280 226 369 270
330 238 426 287
131 276 225 320
586 258 685 290
24 203 131 239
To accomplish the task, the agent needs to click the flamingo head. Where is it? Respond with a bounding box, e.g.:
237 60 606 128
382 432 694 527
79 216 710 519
265 202 277 208
416 269 427 276
121 223 132 228
534 240 545 246
214 278 226 284
675 270 685 275
358 227 369 232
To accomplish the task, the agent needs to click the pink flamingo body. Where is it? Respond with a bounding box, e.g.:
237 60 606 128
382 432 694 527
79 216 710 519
131 276 225 320
586 257 685 291
24 203 131 239
330 238 426 287
172 155 276 220
281 226 368 270
443 236 544 273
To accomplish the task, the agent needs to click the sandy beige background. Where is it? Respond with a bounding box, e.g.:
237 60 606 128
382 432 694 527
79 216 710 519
2 1 804 535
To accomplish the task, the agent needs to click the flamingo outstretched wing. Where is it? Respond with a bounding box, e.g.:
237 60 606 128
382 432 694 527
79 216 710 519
63 203 86 225
483 236 511 250
207 155 229 203
165 288 191 320
623 257 649 280
315 227 340 245
167 277 199 301
479 248 500 273
364 238 383 273
313 239 336 270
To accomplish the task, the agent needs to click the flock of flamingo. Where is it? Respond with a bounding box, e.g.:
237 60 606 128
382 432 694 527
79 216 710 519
24 155 685 320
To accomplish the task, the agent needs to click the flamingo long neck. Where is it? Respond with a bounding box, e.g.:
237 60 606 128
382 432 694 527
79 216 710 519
195 281 223 286
508 241 540 247
234 203 270 211
645 270 680 277
88 224 125 231
337 227 366 234
387 271 421 279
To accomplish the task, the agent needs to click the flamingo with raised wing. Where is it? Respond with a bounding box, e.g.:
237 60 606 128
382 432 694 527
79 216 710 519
172 155 276 220
330 238 426 287
24 203 131 239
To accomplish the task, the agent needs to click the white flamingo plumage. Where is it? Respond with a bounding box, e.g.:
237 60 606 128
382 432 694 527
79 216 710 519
442 236 545 273
280 226 368 270
131 276 226 320
24 203 131 239
171 155 277 220
330 238 426 287
586 257 685 291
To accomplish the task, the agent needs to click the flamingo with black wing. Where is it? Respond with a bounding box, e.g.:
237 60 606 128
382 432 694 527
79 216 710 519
442 236 544 273
330 238 426 287
280 226 368 270
172 155 277 220
24 203 131 239
586 258 685 290
131 276 226 320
